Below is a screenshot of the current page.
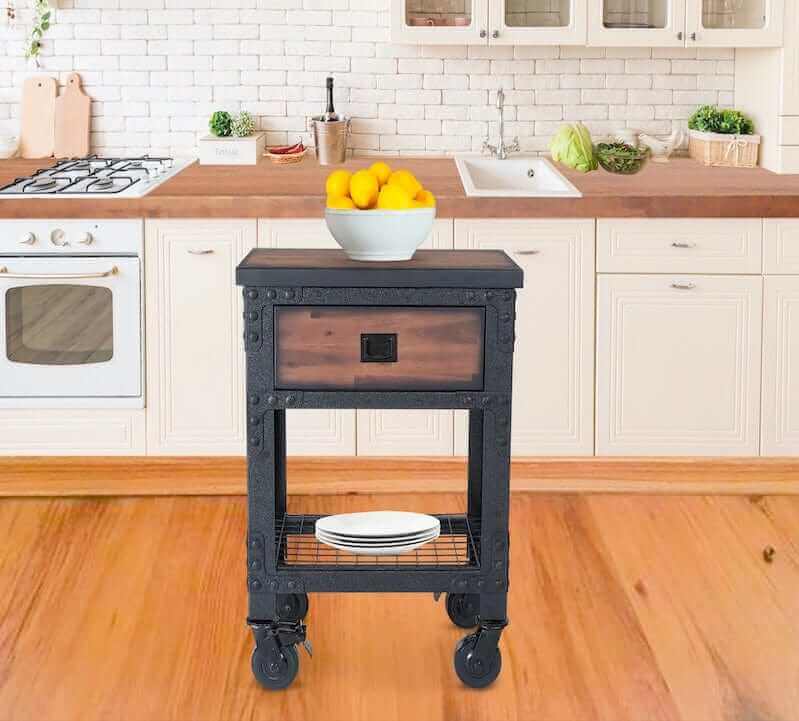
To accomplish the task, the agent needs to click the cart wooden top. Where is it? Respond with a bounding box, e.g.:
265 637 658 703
236 249 524 289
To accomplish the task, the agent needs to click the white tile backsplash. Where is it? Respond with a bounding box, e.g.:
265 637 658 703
0 1 734 156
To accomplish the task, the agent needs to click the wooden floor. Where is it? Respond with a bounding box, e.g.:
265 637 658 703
1 492 798 721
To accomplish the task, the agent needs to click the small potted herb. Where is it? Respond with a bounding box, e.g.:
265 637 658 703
687 105 760 168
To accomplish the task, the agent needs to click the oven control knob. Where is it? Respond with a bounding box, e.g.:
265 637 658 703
76 231 94 246
19 232 36 245
50 229 68 247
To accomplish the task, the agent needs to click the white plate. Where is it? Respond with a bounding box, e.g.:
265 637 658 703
315 527 439 543
315 511 440 539
316 528 439 546
316 535 438 556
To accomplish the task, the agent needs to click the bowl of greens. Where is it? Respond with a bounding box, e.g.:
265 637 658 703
595 141 649 175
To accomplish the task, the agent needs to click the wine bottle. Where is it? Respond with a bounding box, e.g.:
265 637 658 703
323 76 339 122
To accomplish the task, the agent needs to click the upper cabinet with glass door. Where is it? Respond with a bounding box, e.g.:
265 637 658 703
685 0 783 46
390 0 586 44
588 0 783 45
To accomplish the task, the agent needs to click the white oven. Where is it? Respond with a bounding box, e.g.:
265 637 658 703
0 220 143 407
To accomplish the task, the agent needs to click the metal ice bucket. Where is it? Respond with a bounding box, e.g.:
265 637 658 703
308 115 351 165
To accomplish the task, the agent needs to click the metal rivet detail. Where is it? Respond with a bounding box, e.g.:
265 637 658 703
485 291 494 300
266 289 277 300
251 416 261 426
249 311 259 321
249 332 259 342
250 394 260 405
250 538 262 549
249 578 262 591
503 291 513 301
501 312 511 322
249 559 262 570
247 289 258 299
286 395 296 405
284 289 294 299
269 579 279 591
267 395 277 405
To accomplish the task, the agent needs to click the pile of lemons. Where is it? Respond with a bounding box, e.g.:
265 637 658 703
326 162 436 211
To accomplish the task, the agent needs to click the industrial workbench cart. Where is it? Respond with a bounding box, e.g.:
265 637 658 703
236 248 523 690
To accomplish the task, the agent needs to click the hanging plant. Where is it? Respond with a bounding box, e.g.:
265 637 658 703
25 0 51 65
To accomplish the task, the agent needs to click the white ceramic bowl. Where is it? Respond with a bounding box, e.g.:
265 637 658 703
324 207 436 262
0 135 19 160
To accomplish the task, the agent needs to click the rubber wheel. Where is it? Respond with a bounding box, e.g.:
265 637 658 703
454 634 502 689
251 643 299 690
446 593 480 628
277 593 309 622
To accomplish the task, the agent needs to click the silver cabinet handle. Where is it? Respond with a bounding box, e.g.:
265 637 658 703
515 249 541 256
671 241 696 248
187 248 214 255
0 265 118 279
671 281 696 290
492 29 499 38
677 31 684 40
479 28 487 37
690 32 697 41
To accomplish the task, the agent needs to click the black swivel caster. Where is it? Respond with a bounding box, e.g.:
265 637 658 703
453 622 506 689
446 593 480 628
251 643 299 690
277 593 309 622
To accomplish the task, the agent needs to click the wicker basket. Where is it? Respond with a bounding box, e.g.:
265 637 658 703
688 129 761 168
264 148 308 165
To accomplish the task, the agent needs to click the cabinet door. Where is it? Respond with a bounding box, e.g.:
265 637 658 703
762 276 799 455
588 0 687 46
597 275 762 456
390 0 489 43
490 0 587 44
454 219 595 456
685 0 783 46
259 219 356 456
145 220 256 455
355 219 457 456
764 219 799 273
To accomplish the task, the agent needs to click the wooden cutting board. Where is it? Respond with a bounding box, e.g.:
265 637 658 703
54 73 91 159
19 75 57 159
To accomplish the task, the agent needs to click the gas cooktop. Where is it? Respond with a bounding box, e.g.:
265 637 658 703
0 156 195 198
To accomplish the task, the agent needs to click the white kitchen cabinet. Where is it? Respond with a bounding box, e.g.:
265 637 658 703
145 219 255 455
596 274 763 456
454 219 596 456
391 0 585 44
259 218 455 456
589 0 687 46
686 0 783 47
589 0 782 46
764 219 799 273
761 275 799 455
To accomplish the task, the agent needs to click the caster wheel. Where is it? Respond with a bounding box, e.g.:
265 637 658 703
446 593 480 628
277 593 309 622
454 634 502 689
251 643 299 690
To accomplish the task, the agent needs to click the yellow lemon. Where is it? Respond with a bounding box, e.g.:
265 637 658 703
410 200 426 208
416 189 436 207
349 169 379 209
368 161 392 187
327 195 356 210
376 183 413 210
387 169 422 198
325 170 351 198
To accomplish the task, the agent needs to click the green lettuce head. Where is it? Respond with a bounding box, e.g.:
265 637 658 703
549 123 598 173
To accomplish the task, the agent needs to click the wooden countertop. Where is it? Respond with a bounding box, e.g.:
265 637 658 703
3 155 799 218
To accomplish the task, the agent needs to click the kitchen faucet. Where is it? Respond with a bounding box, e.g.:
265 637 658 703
482 88 520 160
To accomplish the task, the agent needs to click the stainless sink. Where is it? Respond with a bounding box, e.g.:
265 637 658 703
455 155 582 198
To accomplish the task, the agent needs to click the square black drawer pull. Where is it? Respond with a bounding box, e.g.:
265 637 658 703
360 333 397 363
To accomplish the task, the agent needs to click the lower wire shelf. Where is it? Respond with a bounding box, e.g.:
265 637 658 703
275 513 481 570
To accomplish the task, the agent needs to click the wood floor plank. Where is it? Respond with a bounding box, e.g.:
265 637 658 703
0 494 797 721
587 495 799 721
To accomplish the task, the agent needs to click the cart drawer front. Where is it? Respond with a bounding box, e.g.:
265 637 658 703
274 306 485 391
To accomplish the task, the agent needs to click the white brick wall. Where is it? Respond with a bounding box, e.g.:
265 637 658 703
0 1 735 156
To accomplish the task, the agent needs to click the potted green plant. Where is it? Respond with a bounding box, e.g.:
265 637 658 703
687 105 760 168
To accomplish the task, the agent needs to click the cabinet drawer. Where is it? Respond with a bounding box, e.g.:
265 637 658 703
597 219 762 274
275 306 484 391
764 219 799 273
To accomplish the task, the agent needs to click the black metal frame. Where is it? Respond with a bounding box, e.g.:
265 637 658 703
241 283 516 683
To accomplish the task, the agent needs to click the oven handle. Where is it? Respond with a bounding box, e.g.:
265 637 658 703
0 265 118 280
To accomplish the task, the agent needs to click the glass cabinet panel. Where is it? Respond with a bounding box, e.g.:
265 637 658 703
405 0 474 28
603 0 669 28
505 0 569 28
701 0 765 28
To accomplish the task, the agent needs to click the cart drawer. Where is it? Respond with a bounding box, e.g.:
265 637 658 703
274 306 485 391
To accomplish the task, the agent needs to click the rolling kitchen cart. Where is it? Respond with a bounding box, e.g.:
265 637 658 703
236 249 523 690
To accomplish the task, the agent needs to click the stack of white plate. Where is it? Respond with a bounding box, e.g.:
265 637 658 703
315 511 440 555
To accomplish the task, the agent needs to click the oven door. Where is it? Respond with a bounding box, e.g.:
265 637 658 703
0 257 141 399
